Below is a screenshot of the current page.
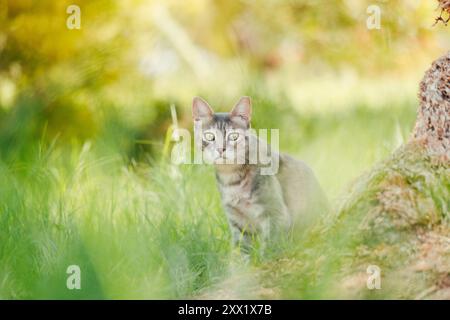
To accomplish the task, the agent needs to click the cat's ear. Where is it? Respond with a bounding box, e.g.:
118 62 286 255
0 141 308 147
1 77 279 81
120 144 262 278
230 96 252 122
192 97 213 121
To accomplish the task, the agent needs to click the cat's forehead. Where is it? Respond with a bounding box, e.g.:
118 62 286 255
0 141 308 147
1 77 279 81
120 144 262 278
213 113 231 123
201 112 248 130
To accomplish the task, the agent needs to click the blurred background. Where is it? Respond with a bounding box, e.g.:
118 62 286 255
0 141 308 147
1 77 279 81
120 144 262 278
0 0 449 299
0 0 449 196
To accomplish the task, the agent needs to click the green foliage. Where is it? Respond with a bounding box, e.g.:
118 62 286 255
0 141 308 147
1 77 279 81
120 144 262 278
0 0 448 299
0 0 448 148
0 95 424 299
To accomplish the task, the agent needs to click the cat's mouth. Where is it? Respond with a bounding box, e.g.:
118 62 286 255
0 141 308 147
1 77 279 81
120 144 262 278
214 156 228 164
214 155 244 165
214 154 235 164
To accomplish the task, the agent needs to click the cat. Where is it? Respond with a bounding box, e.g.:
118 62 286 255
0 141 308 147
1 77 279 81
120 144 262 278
192 96 328 251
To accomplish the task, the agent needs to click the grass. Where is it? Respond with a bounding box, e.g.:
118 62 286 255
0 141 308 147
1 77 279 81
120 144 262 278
1 80 440 299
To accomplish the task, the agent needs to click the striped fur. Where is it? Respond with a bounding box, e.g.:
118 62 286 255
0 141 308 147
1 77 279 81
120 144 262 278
193 97 328 251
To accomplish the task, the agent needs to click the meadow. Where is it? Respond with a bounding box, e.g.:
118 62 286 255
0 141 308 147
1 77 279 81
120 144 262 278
0 76 422 299
1 0 448 299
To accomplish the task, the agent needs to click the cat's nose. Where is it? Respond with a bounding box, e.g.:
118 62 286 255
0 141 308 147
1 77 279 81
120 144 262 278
217 147 225 155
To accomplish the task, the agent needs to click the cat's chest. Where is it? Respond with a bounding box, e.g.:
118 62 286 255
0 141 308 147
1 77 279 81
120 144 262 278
216 171 253 204
220 184 252 207
216 171 264 221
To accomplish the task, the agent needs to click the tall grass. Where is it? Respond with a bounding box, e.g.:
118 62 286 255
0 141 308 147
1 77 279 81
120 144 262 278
0 88 418 299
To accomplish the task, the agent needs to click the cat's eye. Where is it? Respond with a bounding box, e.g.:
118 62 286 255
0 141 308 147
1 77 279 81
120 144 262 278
228 132 239 141
203 132 215 141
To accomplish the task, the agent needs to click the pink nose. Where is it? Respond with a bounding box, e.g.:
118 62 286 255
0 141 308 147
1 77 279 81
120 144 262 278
217 148 225 155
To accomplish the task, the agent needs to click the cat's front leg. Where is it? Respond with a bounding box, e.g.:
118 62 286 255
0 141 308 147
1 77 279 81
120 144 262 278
226 203 268 253
229 221 255 253
229 217 272 256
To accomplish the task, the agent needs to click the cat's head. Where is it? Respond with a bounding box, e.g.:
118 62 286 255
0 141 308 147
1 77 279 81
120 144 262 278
192 96 252 165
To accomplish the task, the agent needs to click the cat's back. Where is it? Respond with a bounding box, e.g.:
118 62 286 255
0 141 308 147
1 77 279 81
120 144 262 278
276 154 328 228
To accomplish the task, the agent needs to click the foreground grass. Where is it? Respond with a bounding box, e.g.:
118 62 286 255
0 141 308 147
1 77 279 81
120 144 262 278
0 146 230 299
1 99 434 299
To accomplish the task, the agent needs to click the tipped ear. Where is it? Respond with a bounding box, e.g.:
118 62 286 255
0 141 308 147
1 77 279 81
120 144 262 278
192 97 213 121
230 96 252 122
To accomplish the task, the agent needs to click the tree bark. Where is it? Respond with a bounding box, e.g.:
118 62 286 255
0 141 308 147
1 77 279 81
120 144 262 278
411 51 450 161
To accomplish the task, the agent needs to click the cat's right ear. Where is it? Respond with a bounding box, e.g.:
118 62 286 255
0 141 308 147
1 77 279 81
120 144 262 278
192 97 214 121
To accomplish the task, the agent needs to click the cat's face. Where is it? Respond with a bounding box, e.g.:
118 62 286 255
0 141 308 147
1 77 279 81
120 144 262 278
192 97 251 165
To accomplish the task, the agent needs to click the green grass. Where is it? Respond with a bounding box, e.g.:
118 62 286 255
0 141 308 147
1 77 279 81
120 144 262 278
0 93 422 299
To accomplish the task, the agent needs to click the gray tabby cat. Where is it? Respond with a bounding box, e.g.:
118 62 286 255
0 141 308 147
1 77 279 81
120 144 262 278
192 96 328 251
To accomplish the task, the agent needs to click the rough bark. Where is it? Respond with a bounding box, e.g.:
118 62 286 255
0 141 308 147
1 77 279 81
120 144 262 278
412 51 450 161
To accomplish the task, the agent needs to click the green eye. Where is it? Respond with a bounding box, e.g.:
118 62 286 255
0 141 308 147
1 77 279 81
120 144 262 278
228 132 239 141
203 132 215 141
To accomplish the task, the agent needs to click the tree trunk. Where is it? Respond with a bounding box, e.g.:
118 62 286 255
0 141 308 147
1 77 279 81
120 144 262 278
411 51 450 161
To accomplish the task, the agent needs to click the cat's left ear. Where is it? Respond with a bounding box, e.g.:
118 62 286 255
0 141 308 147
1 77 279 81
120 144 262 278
192 97 214 121
230 96 252 123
